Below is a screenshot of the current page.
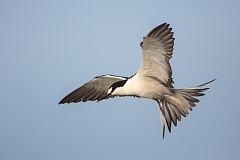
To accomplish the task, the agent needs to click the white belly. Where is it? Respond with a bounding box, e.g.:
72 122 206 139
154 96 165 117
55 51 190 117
112 74 170 99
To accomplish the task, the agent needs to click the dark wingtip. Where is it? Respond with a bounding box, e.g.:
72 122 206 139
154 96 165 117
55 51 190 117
58 100 65 105
164 23 169 26
58 98 73 105
147 23 170 37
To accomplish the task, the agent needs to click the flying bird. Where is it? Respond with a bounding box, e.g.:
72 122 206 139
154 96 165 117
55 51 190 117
59 23 215 138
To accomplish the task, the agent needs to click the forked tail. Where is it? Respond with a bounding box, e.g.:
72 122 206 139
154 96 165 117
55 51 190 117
158 79 216 138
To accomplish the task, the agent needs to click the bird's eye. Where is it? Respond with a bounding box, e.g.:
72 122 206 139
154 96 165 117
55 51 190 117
107 87 113 94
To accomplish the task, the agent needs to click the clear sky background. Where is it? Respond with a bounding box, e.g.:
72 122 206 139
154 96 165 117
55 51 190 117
1 0 240 160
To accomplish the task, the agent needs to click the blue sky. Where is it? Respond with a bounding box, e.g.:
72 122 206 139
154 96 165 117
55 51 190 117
1 0 240 160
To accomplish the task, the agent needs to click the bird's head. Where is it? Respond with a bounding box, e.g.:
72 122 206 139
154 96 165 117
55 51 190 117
98 79 127 102
108 79 127 94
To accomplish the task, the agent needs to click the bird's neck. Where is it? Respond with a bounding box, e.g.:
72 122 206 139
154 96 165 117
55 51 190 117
112 75 140 96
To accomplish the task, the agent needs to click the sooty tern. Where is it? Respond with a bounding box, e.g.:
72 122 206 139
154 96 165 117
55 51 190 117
59 23 215 138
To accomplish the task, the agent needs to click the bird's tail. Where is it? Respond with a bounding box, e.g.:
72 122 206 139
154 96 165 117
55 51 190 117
158 79 216 138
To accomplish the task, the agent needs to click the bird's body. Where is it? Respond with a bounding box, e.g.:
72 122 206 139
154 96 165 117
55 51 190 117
59 23 215 137
111 74 171 100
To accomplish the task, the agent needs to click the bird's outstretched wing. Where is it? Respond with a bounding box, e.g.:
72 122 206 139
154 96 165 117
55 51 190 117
59 75 127 104
138 23 175 87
